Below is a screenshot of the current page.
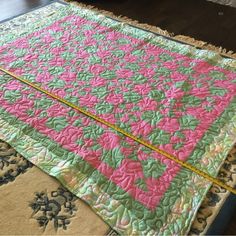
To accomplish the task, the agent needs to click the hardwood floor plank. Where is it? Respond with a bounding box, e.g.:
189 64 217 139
0 0 53 22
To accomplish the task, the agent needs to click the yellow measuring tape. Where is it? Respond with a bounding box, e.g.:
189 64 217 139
0 66 236 194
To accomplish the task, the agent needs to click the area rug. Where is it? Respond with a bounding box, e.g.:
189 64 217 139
0 1 236 235
0 141 110 235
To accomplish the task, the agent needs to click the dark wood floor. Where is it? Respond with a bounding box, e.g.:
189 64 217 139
0 0 235 235
0 0 53 22
80 0 236 52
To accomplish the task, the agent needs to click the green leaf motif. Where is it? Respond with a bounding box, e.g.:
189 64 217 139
26 109 35 117
102 148 125 169
175 81 192 92
112 50 125 58
88 55 102 65
81 24 93 30
148 129 170 145
60 52 75 60
46 117 68 132
132 49 145 56
173 142 184 150
76 139 84 146
85 45 97 54
123 91 142 103
73 119 83 127
48 66 64 75
83 124 104 139
50 40 63 48
178 66 193 75
117 38 130 45
179 115 199 131
142 158 166 179
156 67 171 77
47 78 65 89
14 49 27 57
35 97 53 109
3 90 22 103
149 90 166 102
95 102 114 114
9 60 25 68
210 87 228 96
125 63 140 71
174 131 185 139
182 95 202 107
91 86 108 99
39 53 53 61
142 111 163 126
77 72 93 81
132 75 147 84
209 70 226 80
135 178 148 191
65 95 78 104
100 71 116 79
93 33 105 40
159 53 173 62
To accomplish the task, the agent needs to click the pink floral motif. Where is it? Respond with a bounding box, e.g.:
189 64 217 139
60 71 77 82
47 104 70 117
79 94 99 108
51 88 67 98
123 54 138 63
162 61 179 70
1 54 17 64
49 57 66 67
131 120 152 136
165 87 185 100
76 49 90 59
89 64 105 75
139 67 155 78
158 118 180 133
23 54 38 62
138 97 157 110
50 47 65 55
116 69 134 78
98 132 120 150
4 80 23 90
99 113 117 124
41 35 54 44
118 44 133 53
36 72 53 83
194 61 213 74
105 93 124 106
134 84 151 96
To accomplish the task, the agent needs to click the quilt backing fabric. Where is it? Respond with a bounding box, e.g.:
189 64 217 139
0 2 236 235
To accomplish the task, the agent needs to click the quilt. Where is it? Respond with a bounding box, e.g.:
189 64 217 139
0 2 236 235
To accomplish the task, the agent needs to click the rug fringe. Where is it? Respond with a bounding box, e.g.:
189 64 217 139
65 0 236 60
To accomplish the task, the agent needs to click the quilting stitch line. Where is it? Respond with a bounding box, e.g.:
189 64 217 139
0 66 235 195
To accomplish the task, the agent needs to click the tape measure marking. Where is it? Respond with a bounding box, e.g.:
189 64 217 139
0 67 235 194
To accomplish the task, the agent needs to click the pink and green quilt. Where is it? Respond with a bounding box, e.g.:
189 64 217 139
0 2 236 235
